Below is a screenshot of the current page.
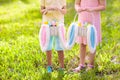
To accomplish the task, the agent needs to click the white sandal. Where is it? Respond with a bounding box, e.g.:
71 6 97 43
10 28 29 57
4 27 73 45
73 64 85 72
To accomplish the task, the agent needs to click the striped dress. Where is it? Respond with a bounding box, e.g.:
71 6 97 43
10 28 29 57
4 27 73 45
76 0 101 45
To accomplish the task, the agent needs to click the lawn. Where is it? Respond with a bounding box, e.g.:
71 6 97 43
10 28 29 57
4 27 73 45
0 0 120 80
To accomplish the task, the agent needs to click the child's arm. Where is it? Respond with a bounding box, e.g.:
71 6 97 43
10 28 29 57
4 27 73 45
86 0 106 12
58 0 67 14
41 6 47 14
41 6 66 15
40 0 56 15
75 0 86 12
41 6 57 14
40 0 47 14
57 6 67 14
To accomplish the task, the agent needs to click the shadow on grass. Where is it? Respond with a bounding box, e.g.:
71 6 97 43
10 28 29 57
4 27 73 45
0 0 31 5
80 70 98 80
41 69 65 80
20 0 30 3
41 72 52 80
0 0 16 5
57 70 64 80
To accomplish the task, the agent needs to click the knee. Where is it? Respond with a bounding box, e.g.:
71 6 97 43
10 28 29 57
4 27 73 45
80 43 86 47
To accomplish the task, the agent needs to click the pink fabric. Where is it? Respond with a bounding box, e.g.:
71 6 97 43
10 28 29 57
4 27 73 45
62 26 65 40
76 0 101 45
60 24 66 42
41 26 47 46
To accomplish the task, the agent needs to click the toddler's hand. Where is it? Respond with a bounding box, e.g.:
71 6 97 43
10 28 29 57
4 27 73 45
43 10 48 15
86 7 94 12
55 7 62 11
41 9 48 15
77 7 87 13
47 7 57 11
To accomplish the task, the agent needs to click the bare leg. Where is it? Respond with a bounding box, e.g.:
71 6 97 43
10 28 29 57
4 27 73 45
80 43 87 65
86 51 96 71
73 43 86 72
58 51 64 68
89 51 96 65
46 50 52 66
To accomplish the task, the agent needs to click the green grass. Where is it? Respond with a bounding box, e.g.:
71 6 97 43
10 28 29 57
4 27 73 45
0 0 120 80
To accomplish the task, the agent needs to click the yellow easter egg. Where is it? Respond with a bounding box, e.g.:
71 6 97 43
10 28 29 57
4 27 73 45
78 22 81 27
56 22 58 26
44 21 48 24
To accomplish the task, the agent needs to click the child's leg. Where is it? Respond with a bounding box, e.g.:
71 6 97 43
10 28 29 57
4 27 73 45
46 36 53 66
55 36 64 68
46 50 53 73
58 51 64 68
80 43 86 65
73 43 86 72
46 50 52 66
89 51 96 66
86 52 96 70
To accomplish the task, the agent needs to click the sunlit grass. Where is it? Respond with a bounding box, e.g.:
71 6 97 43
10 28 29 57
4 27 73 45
0 0 120 80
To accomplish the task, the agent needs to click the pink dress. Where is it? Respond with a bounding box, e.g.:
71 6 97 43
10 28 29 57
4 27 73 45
77 0 101 45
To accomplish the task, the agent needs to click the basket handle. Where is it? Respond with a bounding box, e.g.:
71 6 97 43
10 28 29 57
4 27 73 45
73 11 95 25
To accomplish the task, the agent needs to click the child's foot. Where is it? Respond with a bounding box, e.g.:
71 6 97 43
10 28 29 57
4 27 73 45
86 64 94 71
72 64 85 73
47 66 53 73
